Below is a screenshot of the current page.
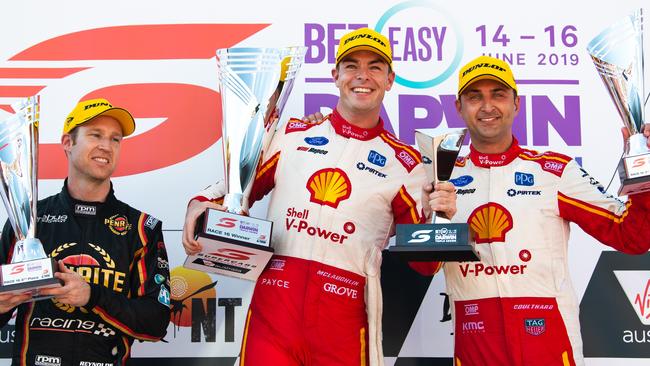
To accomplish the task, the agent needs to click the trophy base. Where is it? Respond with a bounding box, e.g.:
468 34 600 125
393 223 478 262
0 257 61 296
389 244 479 262
183 208 274 281
618 155 650 195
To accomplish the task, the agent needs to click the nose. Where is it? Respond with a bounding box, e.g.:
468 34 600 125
355 65 370 80
479 96 496 112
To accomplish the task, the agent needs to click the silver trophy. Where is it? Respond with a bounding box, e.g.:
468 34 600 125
184 47 306 281
392 129 477 261
0 96 59 295
588 9 650 195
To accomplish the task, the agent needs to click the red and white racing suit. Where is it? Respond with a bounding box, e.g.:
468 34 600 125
194 110 426 366
413 138 650 366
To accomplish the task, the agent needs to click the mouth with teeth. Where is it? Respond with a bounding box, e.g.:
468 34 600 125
352 87 373 94
92 156 110 164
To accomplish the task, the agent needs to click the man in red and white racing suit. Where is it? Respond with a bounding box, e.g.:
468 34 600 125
182 28 456 366
411 56 650 366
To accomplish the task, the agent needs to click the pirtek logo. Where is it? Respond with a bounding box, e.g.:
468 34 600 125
462 63 506 77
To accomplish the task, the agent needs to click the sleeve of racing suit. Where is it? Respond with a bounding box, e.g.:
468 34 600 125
190 124 285 207
391 163 444 276
557 159 650 254
0 219 16 326
84 215 171 341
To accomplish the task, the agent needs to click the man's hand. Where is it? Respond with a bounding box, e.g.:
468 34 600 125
0 291 31 314
39 260 90 307
422 182 457 221
302 111 325 123
182 199 227 255
621 123 650 147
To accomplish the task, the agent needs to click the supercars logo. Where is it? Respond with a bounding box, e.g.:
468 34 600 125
209 248 255 261
306 168 351 208
468 203 513 244
105 214 132 235
0 24 268 178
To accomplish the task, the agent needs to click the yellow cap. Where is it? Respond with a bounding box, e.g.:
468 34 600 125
63 98 135 137
336 28 392 67
457 56 517 96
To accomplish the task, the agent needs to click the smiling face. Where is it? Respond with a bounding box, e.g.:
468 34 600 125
62 115 123 185
456 78 520 153
332 50 395 127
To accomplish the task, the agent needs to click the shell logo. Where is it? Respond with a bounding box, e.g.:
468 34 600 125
306 168 352 208
468 203 513 244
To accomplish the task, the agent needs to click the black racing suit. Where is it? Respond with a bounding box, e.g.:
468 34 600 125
0 181 170 366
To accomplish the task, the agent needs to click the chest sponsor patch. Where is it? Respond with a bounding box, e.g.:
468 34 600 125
304 136 329 146
514 172 534 186
74 204 97 216
105 214 132 235
524 318 546 336
467 203 513 244
450 175 473 187
306 168 351 208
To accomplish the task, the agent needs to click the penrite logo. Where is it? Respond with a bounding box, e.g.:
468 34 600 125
0 24 268 178
614 271 650 325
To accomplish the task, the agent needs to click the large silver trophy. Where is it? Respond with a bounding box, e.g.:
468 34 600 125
588 9 650 195
184 47 306 281
0 96 59 295
392 129 477 261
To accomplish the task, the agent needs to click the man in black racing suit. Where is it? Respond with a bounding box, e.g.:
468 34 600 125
0 98 170 366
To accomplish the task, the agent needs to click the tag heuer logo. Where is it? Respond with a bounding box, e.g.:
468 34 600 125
74 204 96 216
524 318 546 336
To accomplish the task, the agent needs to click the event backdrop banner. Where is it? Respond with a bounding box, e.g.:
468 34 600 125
0 0 648 365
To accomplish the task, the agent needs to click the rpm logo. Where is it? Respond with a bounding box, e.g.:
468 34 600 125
35 355 61 366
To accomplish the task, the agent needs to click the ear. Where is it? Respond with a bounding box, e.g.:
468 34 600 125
331 67 340 87
385 70 396 92
61 134 73 154
514 95 521 114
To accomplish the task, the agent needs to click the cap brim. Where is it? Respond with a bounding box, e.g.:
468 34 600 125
458 74 517 96
336 45 392 67
96 108 136 137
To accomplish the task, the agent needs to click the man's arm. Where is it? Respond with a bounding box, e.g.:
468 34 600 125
0 220 31 324
42 216 171 341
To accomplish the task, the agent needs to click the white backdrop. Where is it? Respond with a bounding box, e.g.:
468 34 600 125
0 0 648 365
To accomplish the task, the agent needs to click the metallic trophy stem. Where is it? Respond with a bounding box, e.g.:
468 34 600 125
0 96 47 263
588 9 650 195
217 47 306 213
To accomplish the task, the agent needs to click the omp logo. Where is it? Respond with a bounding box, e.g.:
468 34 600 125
209 248 255 261
468 203 513 244
614 271 650 325
216 217 237 228
306 168 351 208
0 24 268 178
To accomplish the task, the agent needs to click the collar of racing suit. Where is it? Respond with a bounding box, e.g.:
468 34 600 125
468 136 522 168
329 108 385 141
60 178 118 218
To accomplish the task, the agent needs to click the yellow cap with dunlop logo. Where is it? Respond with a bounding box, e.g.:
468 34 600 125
63 98 135 137
457 55 517 96
336 27 392 68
